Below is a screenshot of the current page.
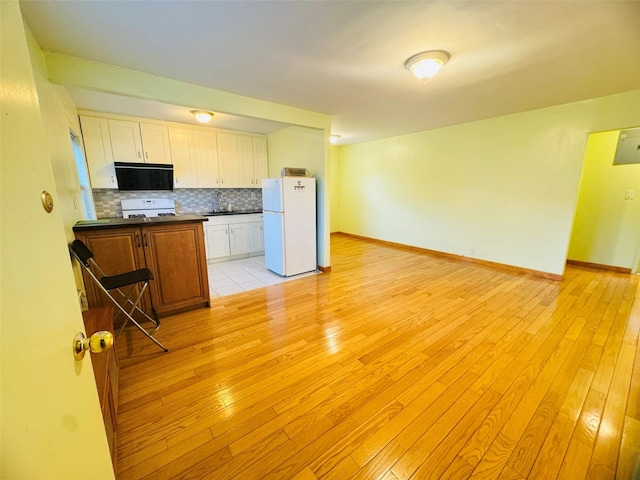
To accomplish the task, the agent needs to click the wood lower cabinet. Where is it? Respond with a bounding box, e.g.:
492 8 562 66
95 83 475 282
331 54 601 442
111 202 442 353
75 221 210 318
142 223 210 316
82 307 118 471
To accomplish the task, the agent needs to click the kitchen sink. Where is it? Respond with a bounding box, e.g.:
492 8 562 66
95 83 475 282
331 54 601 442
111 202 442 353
203 210 262 216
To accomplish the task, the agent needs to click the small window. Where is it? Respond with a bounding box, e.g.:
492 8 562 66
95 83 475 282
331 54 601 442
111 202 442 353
71 130 96 219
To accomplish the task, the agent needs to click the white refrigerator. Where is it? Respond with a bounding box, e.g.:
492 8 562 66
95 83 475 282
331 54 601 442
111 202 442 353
262 176 317 276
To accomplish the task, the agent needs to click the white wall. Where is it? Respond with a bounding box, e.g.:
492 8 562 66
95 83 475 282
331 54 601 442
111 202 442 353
267 126 329 267
337 90 640 276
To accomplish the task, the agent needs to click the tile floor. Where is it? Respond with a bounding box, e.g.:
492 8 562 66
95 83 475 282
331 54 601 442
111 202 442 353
208 255 318 298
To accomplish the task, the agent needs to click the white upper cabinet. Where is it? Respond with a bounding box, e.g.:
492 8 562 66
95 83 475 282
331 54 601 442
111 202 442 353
80 113 266 189
238 135 255 188
79 116 117 189
169 127 221 188
217 133 268 189
108 119 171 164
217 133 242 188
253 137 268 186
193 130 220 188
168 127 197 188
139 123 172 163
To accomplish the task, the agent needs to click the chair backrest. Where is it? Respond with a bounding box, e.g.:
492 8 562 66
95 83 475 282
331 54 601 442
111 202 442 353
70 239 94 267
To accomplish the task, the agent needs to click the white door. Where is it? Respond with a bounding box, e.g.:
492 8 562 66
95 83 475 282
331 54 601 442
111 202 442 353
249 222 264 253
79 116 117 188
139 123 172 164
207 224 231 259
252 137 268 187
108 119 143 162
169 126 197 187
237 135 254 187
1 3 114 477
217 132 241 188
229 223 250 255
193 130 220 188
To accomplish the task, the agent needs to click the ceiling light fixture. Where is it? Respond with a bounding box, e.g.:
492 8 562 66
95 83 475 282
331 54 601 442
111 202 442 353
329 135 341 145
404 50 450 81
190 110 214 124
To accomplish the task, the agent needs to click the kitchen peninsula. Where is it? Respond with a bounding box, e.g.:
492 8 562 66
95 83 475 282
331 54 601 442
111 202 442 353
73 214 210 317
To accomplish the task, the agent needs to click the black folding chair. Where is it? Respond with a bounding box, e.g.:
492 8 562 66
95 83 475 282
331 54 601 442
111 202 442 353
70 239 168 352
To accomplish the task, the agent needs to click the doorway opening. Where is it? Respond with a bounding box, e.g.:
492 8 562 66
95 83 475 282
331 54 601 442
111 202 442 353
567 128 640 274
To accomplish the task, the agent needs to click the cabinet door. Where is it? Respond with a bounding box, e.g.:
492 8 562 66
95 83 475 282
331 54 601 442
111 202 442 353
142 223 210 316
217 133 241 188
229 223 250 255
252 137 268 187
108 119 143 163
248 222 264 253
207 224 231 259
238 135 254 188
193 130 220 188
80 116 117 189
140 123 172 164
168 127 198 188
75 228 148 315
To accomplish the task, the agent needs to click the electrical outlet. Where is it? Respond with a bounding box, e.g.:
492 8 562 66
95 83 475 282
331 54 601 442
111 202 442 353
251 192 256 200
625 189 635 200
469 248 474 256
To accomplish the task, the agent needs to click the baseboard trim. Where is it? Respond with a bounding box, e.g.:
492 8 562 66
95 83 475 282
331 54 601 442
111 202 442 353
566 259 632 274
318 265 331 273
334 231 563 281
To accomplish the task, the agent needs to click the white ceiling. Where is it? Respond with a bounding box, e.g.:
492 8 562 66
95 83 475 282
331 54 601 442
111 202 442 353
19 0 640 144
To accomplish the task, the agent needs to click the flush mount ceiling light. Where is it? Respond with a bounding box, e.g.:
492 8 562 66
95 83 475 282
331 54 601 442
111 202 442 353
329 134 341 145
190 110 214 124
404 50 450 81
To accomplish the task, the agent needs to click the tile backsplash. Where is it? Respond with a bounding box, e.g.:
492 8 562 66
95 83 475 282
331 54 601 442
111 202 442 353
92 188 263 218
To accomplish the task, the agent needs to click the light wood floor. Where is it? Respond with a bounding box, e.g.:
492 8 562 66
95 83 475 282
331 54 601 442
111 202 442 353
115 234 640 479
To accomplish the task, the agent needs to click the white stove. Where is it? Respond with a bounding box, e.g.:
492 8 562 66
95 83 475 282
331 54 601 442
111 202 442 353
121 198 176 218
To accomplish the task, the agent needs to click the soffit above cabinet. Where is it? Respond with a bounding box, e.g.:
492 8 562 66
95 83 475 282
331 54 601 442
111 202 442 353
70 87 288 135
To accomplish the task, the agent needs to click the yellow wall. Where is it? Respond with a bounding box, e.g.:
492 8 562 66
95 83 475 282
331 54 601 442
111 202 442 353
337 90 640 276
329 146 341 233
25 25 88 242
568 130 640 269
267 126 329 267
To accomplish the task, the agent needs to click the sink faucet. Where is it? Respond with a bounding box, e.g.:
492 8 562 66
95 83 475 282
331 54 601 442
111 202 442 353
216 191 224 212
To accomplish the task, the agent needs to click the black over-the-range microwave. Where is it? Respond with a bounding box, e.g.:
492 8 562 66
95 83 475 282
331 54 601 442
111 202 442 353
114 162 174 191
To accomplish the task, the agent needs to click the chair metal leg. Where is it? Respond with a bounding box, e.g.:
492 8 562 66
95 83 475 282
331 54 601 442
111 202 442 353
70 242 168 352
110 295 168 352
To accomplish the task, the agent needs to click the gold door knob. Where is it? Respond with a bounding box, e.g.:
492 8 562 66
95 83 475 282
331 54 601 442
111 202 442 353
73 331 113 361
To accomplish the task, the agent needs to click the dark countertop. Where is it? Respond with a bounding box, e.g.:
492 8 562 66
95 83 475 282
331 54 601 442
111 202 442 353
199 210 263 217
73 214 208 232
